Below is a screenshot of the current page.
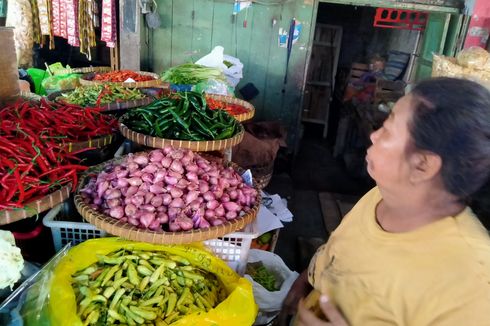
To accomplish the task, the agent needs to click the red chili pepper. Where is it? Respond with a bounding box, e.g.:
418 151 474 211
93 70 155 82
3 159 24 204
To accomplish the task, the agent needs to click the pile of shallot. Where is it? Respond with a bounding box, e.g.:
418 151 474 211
80 147 258 231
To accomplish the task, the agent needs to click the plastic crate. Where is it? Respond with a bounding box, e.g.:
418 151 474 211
203 222 258 275
42 204 258 275
42 204 107 251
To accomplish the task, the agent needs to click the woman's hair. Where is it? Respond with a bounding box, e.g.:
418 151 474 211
409 77 490 199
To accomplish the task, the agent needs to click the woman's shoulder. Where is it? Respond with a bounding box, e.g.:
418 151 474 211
454 208 490 260
343 187 381 219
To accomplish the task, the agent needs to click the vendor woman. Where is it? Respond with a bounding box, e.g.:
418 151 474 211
279 77 490 325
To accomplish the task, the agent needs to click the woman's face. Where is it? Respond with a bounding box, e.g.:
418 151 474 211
366 94 416 189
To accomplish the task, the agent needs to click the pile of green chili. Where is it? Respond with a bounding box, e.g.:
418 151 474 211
121 92 240 141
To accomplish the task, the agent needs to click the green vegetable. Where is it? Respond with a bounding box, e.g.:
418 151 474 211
161 63 226 85
246 262 279 292
71 248 227 325
122 91 240 141
258 232 273 245
57 84 146 107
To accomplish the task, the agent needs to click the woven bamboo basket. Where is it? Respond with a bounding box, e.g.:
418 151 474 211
64 134 116 153
47 90 155 112
80 71 162 88
0 185 71 225
206 94 255 122
55 66 112 75
20 91 42 101
73 156 261 244
247 161 274 189
119 122 244 152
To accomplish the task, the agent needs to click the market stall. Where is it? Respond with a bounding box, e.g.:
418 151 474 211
0 10 294 322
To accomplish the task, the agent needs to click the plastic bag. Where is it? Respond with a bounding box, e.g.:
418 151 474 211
456 46 490 70
41 73 81 94
196 46 244 87
223 55 244 87
0 245 71 326
194 79 234 96
196 46 228 70
49 238 257 326
244 249 299 324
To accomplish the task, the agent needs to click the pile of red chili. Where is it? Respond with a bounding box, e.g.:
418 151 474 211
0 99 117 211
93 70 156 82
206 98 249 116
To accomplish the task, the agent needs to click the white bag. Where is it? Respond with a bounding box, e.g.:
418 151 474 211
223 54 244 87
245 249 299 324
196 46 244 87
195 46 227 70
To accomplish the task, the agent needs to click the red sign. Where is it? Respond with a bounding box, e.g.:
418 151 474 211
374 8 428 31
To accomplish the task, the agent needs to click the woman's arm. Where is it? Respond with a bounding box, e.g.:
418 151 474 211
276 270 312 325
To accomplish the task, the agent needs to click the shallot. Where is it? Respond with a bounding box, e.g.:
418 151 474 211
82 147 258 232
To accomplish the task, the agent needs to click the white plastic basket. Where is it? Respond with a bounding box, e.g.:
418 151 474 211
203 223 258 275
43 204 108 251
43 204 258 275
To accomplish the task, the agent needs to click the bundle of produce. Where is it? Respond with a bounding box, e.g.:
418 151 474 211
161 63 226 85
71 248 227 325
56 84 147 107
246 261 279 292
93 70 157 83
79 147 258 232
0 100 93 211
121 92 240 141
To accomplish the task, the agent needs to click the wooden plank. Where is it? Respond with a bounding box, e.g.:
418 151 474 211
318 192 342 235
318 0 460 14
235 5 255 89
283 2 315 146
210 1 234 55
190 0 214 61
263 4 287 121
246 4 275 119
119 0 141 70
153 0 173 73
171 1 194 66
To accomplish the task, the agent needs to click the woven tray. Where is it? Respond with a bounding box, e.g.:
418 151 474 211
119 122 244 151
0 185 71 226
73 156 260 244
206 94 255 122
55 66 112 75
47 90 155 112
64 134 116 153
79 71 162 88
20 91 42 101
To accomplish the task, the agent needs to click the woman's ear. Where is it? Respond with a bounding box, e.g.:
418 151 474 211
409 151 442 184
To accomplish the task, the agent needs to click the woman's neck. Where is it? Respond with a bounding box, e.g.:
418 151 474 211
376 187 465 233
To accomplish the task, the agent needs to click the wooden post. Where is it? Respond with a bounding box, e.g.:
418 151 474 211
0 27 20 102
119 0 141 70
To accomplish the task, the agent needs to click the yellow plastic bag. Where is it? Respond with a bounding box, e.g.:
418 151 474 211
49 238 258 326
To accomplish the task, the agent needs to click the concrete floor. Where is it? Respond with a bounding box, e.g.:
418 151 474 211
265 135 373 272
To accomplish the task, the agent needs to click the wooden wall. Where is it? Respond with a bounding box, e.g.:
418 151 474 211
151 0 316 147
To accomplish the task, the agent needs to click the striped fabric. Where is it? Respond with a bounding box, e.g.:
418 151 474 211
384 51 411 81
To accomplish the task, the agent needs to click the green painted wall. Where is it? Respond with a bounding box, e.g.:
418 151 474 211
150 0 315 146
148 0 461 147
